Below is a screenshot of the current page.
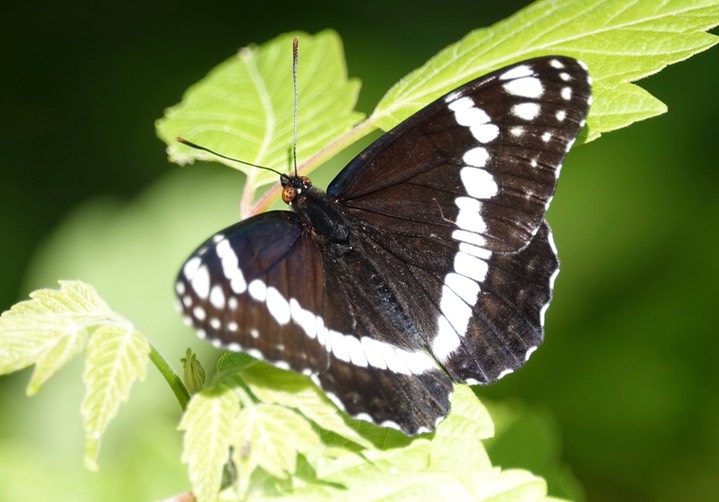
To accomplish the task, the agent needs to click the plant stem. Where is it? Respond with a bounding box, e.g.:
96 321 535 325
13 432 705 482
149 344 191 411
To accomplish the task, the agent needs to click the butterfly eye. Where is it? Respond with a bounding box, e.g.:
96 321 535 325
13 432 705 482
282 186 297 204
300 176 312 186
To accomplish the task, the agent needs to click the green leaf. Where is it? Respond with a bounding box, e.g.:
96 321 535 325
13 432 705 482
82 322 150 470
276 385 546 501
429 385 493 471
156 29 363 194
0 281 152 471
179 384 240 502
237 361 374 450
231 403 322 494
0 281 111 388
371 0 719 140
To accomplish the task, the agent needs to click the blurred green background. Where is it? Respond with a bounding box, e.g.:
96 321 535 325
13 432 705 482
1 1 717 500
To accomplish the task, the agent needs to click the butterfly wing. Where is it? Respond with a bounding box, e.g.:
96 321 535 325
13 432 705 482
329 56 590 252
177 56 591 433
326 56 589 383
176 210 452 433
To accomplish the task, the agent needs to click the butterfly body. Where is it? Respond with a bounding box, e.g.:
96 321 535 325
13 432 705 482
176 56 591 434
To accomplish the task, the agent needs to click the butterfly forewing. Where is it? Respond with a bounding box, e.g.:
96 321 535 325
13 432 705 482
177 211 331 373
176 56 591 435
329 56 591 253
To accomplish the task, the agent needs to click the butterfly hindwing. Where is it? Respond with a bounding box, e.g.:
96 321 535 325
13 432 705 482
177 210 452 433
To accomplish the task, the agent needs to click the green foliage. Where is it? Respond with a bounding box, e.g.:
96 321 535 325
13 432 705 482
156 30 364 201
0 281 150 470
2 0 718 500
157 0 718 215
373 0 719 140
179 384 239 502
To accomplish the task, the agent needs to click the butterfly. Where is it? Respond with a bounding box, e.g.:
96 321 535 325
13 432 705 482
175 56 591 434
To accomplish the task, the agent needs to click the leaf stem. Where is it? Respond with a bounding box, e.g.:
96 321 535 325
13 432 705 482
149 344 191 411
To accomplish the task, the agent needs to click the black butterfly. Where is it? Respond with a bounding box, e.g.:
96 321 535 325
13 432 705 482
175 56 591 434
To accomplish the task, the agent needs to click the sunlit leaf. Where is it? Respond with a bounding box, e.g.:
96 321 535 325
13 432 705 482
231 403 322 493
0 281 152 471
82 322 150 470
371 0 719 141
179 384 240 502
236 361 373 449
0 281 111 386
156 29 363 193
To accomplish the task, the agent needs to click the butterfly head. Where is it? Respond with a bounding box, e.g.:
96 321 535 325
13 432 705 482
281 175 313 205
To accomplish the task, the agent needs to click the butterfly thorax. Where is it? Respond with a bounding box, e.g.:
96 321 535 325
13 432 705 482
282 175 352 251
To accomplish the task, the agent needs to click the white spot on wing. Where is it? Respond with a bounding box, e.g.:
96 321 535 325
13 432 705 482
209 285 225 309
453 105 490 127
444 272 480 305
458 242 492 260
463 147 490 167
499 64 533 80
447 96 474 111
345 336 368 367
470 124 500 143
216 239 247 294
497 368 514 379
266 286 290 325
454 251 489 282
190 265 210 300
512 102 541 120
248 279 267 301
454 196 486 233
380 420 402 431
183 256 201 279
330 330 349 362
432 317 461 362
439 284 473 336
460 167 498 199
192 306 206 321
452 229 487 247
503 77 544 98
361 337 388 370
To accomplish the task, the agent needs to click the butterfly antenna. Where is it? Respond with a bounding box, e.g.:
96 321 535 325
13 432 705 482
292 36 299 177
176 137 285 177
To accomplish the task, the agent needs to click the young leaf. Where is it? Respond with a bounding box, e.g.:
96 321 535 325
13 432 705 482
156 29 363 194
428 385 493 472
231 403 322 494
0 281 112 388
179 384 240 502
82 322 150 470
0 281 151 471
371 0 719 141
235 361 373 449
